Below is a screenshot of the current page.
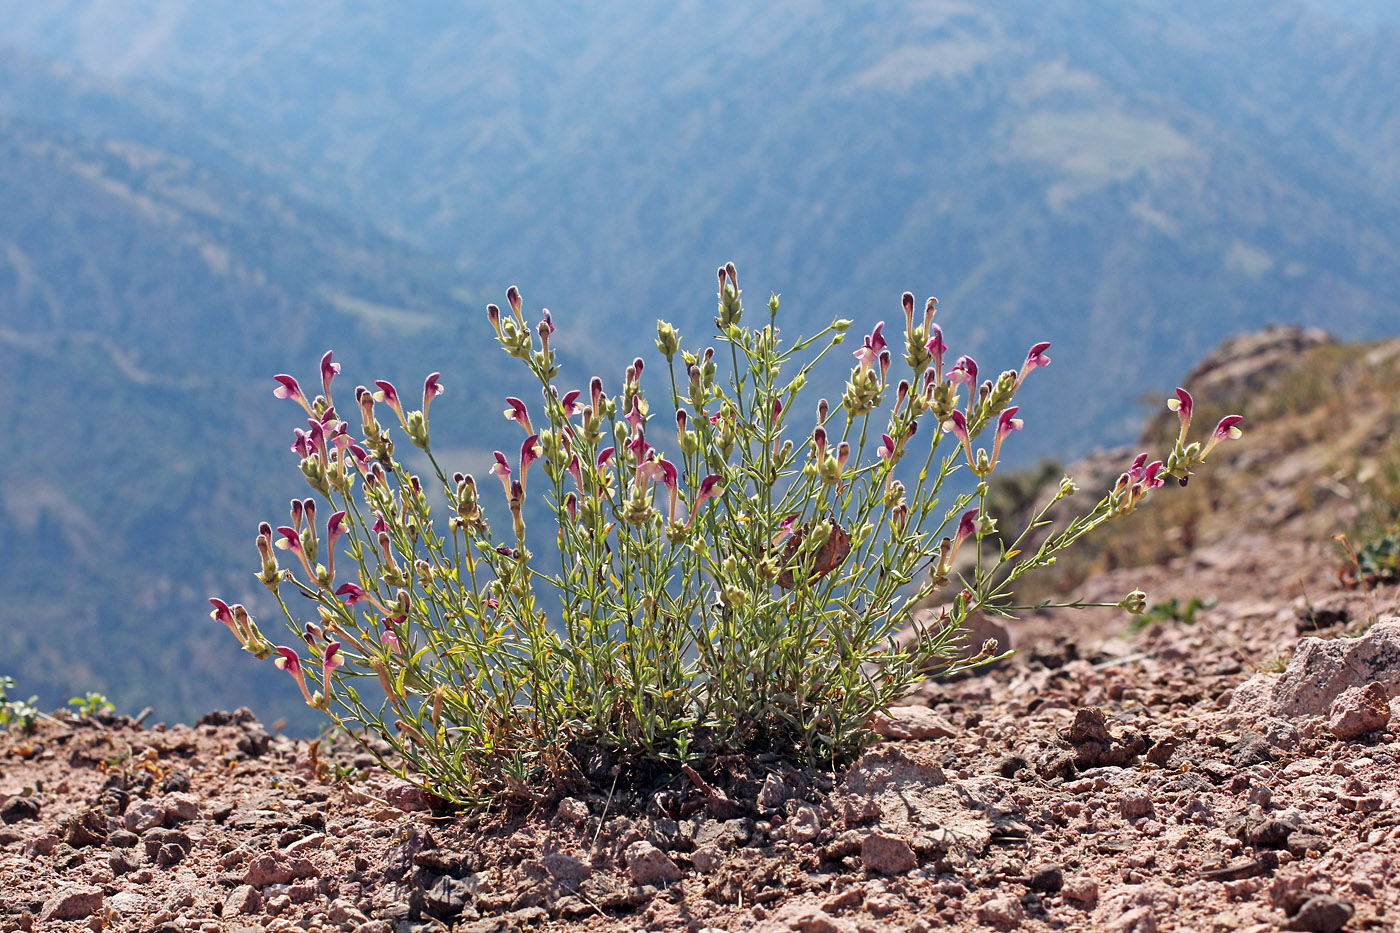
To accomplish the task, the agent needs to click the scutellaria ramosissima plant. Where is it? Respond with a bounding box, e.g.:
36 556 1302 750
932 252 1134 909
211 264 1243 805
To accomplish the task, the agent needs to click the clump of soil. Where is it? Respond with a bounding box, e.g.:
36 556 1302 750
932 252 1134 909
3 536 1399 933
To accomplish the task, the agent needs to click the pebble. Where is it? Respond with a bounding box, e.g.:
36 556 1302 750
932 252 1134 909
1292 894 1355 933
124 799 167 833
38 885 104 921
625 840 681 885
1119 788 1155 820
977 895 1024 928
1330 682 1392 740
0 795 40 824
224 884 262 916
860 831 917 875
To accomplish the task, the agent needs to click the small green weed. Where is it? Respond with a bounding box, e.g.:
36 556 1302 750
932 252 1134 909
0 676 41 730
1128 596 1216 634
68 691 116 718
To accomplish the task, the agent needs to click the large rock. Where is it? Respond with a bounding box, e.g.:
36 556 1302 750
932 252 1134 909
1329 682 1392 739
1230 618 1400 719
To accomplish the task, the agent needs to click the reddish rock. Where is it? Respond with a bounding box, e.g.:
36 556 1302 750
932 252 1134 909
385 780 434 812
242 852 320 888
1329 681 1392 740
38 885 103 921
624 840 681 885
860 831 917 875
871 705 959 741
224 884 262 916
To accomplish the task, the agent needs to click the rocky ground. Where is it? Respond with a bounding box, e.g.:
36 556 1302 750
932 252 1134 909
3 529 1399 933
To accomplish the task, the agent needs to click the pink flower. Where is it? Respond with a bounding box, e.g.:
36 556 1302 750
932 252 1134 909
273 375 313 414
597 446 616 469
853 321 887 371
274 646 314 704
561 389 583 417
1213 414 1245 442
1143 460 1166 489
948 355 979 387
490 451 512 494
374 380 407 428
902 291 916 329
371 511 388 535
626 428 650 462
925 324 948 374
1203 415 1245 456
423 373 443 416
995 407 1023 442
320 351 340 402
659 459 679 522
566 454 583 490
487 303 502 336
326 511 347 575
625 396 646 432
506 285 522 319
956 508 979 544
1126 452 1149 483
275 526 304 556
335 582 368 605
321 641 345 688
590 376 605 411
689 474 725 525
878 433 898 461
1018 342 1051 384
520 435 542 491
208 598 236 631
944 410 973 461
503 397 533 434
1168 387 1194 444
814 425 828 462
771 514 798 546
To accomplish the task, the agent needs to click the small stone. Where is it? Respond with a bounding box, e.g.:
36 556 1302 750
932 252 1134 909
1028 864 1064 892
1247 818 1297 849
1118 788 1155 821
242 852 320 887
541 852 591 883
423 875 477 920
783 803 822 843
1291 894 1354 933
38 886 104 921
64 807 108 848
162 793 201 825
285 832 325 855
156 842 187 866
224 884 262 916
860 831 917 875
1062 878 1099 908
124 800 166 833
1330 682 1391 740
691 845 722 873
756 774 789 810
1287 832 1330 857
0 795 40 824
23 832 59 857
108 891 149 914
624 840 681 885
1230 732 1275 768
556 798 590 824
109 848 142 874
871 705 959 740
385 780 433 811
1107 906 1157 933
108 828 139 848
977 896 1024 929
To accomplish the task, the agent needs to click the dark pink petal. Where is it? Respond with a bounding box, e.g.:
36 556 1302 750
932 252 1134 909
1168 387 1193 421
561 389 582 416
503 397 532 432
275 526 303 554
597 446 616 468
335 582 368 604
208 598 235 628
1143 460 1166 489
273 374 309 408
947 410 969 444
879 434 896 460
659 459 678 493
996 406 1023 440
955 508 979 543
423 373 443 413
1213 415 1244 441
320 351 340 399
273 646 302 675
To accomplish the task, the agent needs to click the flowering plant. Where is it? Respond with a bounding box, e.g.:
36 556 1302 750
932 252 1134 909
212 264 1241 804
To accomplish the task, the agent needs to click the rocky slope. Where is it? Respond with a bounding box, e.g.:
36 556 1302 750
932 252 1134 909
2 329 1399 932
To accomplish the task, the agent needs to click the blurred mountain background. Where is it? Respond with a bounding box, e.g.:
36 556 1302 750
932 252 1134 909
1 0 1397 729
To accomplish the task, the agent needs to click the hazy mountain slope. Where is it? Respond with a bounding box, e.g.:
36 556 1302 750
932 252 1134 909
1 0 1397 454
0 114 531 729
